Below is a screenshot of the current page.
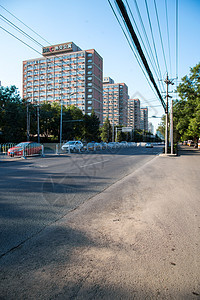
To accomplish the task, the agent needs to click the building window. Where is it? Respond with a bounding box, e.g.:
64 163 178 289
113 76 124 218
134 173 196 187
87 77 92 81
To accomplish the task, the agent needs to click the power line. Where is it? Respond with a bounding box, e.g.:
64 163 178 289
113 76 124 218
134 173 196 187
133 0 164 93
0 14 44 48
175 0 178 97
124 0 161 83
114 0 166 111
108 0 158 100
0 4 51 45
153 0 168 73
144 0 165 93
165 0 172 76
0 25 42 56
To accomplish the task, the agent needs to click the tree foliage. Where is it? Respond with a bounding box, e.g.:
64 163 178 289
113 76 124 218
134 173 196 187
100 116 112 142
0 86 26 142
174 62 200 141
0 86 101 143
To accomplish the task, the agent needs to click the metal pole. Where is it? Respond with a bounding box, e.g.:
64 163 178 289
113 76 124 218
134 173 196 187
112 101 114 142
37 104 40 143
170 99 174 154
115 127 118 142
165 74 169 154
27 102 29 141
60 99 63 146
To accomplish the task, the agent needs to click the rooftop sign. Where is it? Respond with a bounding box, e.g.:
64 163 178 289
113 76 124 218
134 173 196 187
42 42 73 56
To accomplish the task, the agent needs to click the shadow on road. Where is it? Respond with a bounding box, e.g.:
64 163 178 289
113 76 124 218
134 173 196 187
178 145 200 156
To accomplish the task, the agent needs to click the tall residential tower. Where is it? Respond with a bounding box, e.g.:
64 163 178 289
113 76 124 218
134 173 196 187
22 42 103 124
128 98 140 129
103 77 128 126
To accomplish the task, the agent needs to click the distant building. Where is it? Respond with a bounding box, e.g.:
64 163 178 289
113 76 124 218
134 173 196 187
140 107 148 131
103 77 114 84
103 77 128 126
148 122 154 134
128 98 140 129
156 130 164 140
22 42 103 124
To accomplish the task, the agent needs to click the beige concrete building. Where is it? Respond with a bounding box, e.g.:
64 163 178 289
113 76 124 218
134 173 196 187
103 77 128 126
22 42 103 124
140 107 148 131
128 98 140 129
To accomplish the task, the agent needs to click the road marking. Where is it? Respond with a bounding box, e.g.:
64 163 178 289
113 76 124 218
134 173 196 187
80 159 110 168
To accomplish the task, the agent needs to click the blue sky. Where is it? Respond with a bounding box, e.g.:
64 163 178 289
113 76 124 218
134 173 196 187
0 0 199 131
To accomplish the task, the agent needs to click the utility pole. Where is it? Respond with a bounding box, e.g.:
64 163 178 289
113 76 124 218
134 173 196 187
27 102 30 141
60 99 63 146
164 74 173 154
37 103 40 143
170 99 174 154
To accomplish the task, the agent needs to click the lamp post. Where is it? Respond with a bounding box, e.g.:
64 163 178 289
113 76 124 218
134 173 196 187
60 92 76 146
170 98 174 154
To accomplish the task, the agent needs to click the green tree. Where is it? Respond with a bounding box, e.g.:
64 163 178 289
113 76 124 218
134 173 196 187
100 116 112 142
83 109 100 142
63 105 84 141
174 62 200 142
0 86 26 142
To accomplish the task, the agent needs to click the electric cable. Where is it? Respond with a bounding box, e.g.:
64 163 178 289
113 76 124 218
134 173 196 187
153 0 168 73
175 0 178 99
0 4 51 45
133 0 163 92
0 14 44 48
165 0 172 76
108 0 158 101
0 25 42 56
114 0 166 110
144 0 165 93
124 0 161 84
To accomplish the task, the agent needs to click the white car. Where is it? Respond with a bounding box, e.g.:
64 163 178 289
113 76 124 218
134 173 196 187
107 142 116 149
61 141 83 152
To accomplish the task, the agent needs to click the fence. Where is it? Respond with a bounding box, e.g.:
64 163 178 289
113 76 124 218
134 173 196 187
0 141 150 160
0 143 16 156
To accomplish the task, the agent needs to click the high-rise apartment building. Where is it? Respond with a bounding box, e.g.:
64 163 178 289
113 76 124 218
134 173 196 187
128 98 140 129
140 107 148 131
103 77 128 126
22 42 103 124
148 122 154 134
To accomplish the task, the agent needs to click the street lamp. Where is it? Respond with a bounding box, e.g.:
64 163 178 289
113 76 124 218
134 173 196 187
60 91 76 146
149 115 162 118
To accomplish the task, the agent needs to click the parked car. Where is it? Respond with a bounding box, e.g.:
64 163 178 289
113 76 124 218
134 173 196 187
107 142 116 149
100 142 107 150
120 141 128 148
7 142 42 157
188 140 194 147
115 142 121 148
145 143 153 148
87 142 95 151
94 142 102 150
61 141 83 152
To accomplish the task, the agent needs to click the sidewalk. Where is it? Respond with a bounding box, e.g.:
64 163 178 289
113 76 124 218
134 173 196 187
0 147 199 299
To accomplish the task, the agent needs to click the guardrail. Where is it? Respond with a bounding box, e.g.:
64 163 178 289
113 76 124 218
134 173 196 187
1 141 155 161
0 143 16 155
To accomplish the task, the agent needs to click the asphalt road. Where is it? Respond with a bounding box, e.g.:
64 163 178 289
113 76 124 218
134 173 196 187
0 146 199 299
0 145 162 258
